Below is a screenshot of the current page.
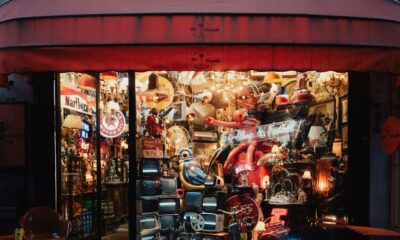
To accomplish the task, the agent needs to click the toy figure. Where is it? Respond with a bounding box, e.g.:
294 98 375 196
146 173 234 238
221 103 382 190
178 148 224 190
205 109 260 173
297 187 307 204
146 108 163 137
290 73 315 104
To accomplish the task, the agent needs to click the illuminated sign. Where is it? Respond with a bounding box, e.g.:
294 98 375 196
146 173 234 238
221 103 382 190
270 208 288 225
100 111 126 138
223 120 303 144
60 86 94 115
80 120 91 140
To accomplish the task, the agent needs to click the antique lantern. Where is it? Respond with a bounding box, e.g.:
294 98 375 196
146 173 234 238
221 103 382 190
316 157 332 196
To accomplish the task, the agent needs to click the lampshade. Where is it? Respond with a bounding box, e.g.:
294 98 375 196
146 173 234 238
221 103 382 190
261 175 270 189
316 157 332 196
308 126 326 147
62 115 82 129
302 170 312 180
332 137 342 157
263 72 282 84
78 74 96 92
100 71 118 81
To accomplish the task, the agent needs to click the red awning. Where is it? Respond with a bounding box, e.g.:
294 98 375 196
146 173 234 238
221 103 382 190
1 46 398 73
1 0 399 22
0 0 399 74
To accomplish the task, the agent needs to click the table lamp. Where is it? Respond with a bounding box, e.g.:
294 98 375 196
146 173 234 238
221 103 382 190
308 126 326 147
62 115 82 129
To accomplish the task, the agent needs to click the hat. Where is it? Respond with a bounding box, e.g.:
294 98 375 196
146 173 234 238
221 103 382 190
78 74 96 91
263 72 282 84
100 71 118 81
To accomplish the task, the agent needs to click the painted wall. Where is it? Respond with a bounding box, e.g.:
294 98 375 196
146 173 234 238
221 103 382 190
0 74 33 103
369 73 392 228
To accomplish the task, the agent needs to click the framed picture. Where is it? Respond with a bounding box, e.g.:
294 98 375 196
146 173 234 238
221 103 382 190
0 103 26 166
166 101 187 122
341 98 348 124
309 100 335 120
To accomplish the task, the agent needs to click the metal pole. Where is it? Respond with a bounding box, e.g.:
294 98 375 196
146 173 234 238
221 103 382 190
95 73 102 240
128 71 136 240
54 73 62 213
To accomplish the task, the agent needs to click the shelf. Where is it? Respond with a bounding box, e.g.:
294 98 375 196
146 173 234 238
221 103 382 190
104 182 129 186
283 160 315 165
62 193 82 197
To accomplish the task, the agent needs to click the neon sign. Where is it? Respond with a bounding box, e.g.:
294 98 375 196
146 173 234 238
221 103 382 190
223 120 302 144
270 208 288 225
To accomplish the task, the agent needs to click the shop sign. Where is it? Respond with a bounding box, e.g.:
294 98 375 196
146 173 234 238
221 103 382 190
136 137 164 158
264 120 302 143
270 208 288 225
225 120 302 144
100 111 126 138
60 86 93 115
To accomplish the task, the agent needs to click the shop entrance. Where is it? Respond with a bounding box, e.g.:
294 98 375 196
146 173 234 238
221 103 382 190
56 70 349 239
57 72 130 239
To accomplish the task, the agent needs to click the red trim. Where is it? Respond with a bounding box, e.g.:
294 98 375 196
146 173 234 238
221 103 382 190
0 15 399 48
1 0 399 23
1 46 399 74
60 85 88 100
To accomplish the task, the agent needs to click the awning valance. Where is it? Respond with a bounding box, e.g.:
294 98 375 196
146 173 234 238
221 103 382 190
0 0 399 74
1 46 398 73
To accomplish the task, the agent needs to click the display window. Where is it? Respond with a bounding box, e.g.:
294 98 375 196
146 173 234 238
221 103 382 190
56 70 348 239
58 72 130 239
135 70 348 239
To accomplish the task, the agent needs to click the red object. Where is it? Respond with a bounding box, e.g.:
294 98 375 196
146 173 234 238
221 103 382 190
0 0 399 74
270 208 288 225
275 95 290 106
380 116 400 155
139 137 164 158
248 164 269 187
19 207 71 240
291 90 315 103
0 46 399 74
146 115 163 137
78 74 96 91
0 0 398 21
100 71 118 81
225 195 259 230
0 74 8 88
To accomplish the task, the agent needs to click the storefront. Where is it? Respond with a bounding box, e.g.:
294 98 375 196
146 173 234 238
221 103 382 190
0 0 399 239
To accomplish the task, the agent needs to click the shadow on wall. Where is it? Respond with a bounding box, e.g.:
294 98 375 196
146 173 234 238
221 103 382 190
0 74 33 234
0 74 33 103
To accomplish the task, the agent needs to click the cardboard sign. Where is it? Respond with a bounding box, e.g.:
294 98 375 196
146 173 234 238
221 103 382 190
136 137 164 159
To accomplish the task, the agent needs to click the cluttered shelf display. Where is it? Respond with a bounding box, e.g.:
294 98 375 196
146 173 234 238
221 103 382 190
59 72 130 238
136 70 348 239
